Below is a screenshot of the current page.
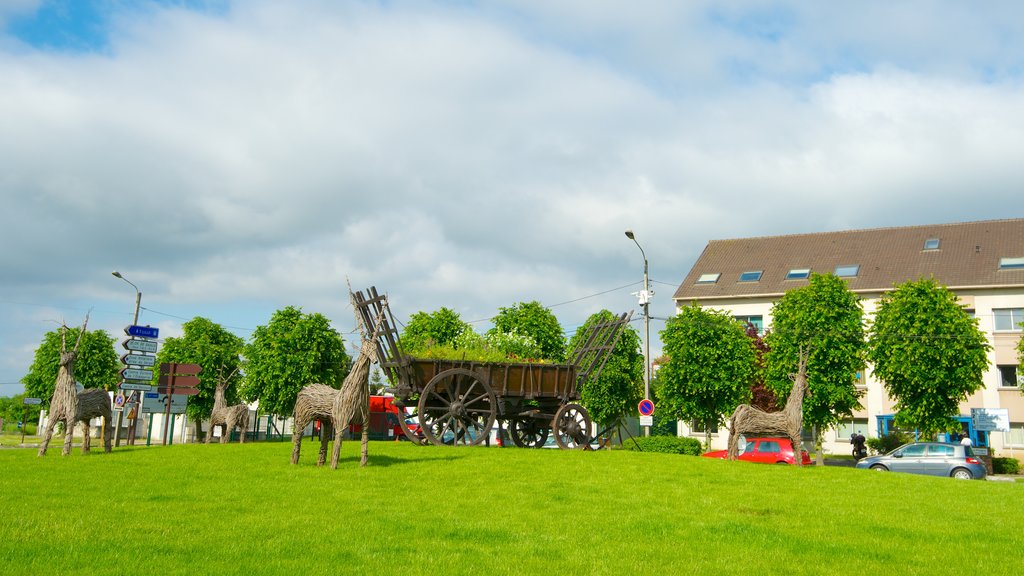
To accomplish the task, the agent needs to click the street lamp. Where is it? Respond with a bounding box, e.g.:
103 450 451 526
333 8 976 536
625 230 653 437
111 270 142 446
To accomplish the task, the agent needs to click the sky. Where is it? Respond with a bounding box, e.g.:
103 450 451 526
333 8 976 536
2 0 1024 396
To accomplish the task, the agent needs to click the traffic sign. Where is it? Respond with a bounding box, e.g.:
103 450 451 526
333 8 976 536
122 338 158 353
120 382 153 391
23 397 42 405
638 398 655 417
120 367 153 381
125 325 159 339
121 353 156 367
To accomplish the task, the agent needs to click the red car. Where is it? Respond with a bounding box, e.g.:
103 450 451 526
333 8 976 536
702 437 812 466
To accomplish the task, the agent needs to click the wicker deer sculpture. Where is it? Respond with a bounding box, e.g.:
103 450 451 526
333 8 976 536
38 316 113 456
727 351 809 466
290 294 385 469
206 368 249 444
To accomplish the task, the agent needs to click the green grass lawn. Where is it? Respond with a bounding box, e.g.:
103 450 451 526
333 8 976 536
1 440 1021 575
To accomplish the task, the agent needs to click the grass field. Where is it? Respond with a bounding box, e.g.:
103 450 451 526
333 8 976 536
1 439 1021 575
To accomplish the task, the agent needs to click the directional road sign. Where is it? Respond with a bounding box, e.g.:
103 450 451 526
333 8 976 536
23 397 42 405
122 338 159 353
120 382 153 392
120 367 153 381
125 325 159 339
121 353 156 367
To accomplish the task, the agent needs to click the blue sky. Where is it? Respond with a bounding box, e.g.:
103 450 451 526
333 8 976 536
2 0 1024 395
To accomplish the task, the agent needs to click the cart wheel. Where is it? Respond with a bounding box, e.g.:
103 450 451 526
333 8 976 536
509 416 550 448
552 403 592 450
394 395 428 445
417 368 496 447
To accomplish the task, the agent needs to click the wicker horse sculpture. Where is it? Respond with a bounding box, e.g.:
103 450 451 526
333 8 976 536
206 369 249 444
290 296 385 469
727 352 809 466
38 316 113 456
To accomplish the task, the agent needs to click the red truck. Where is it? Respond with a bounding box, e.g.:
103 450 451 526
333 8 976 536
349 395 420 441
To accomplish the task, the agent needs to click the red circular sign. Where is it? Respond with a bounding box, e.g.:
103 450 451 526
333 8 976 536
638 399 655 416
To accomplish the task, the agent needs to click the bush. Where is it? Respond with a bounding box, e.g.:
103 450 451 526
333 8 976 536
865 431 913 455
992 457 1020 475
618 435 702 456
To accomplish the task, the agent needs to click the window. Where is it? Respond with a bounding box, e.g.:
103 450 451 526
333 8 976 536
738 270 763 282
734 315 763 333
834 418 869 440
999 257 1024 270
998 365 1021 387
834 264 860 277
900 444 927 457
926 444 954 457
696 273 721 284
1008 423 1024 447
756 440 781 454
994 308 1024 331
923 238 941 250
786 268 810 280
690 420 719 434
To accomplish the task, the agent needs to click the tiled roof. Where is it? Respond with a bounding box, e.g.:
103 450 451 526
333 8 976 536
674 218 1024 301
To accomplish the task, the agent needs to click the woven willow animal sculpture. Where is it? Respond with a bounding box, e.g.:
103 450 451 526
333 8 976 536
290 293 384 469
727 351 809 466
206 369 249 444
38 317 112 456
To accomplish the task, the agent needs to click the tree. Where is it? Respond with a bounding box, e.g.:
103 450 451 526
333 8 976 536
401 307 472 353
764 273 867 463
154 317 244 436
656 304 756 447
568 310 643 429
1018 325 1024 395
867 278 991 436
21 325 119 407
744 323 777 412
488 301 566 361
241 306 350 416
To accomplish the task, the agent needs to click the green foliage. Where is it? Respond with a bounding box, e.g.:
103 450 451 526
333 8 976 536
402 307 472 353
865 431 913 455
488 301 566 361
1018 328 1024 394
657 304 755 439
765 273 867 431
0 394 29 431
867 278 991 436
618 435 702 455
992 457 1020 475
241 306 350 416
409 329 546 363
568 310 643 427
154 317 244 424
21 325 119 406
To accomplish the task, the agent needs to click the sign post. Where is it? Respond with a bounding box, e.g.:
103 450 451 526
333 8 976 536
157 363 201 445
21 397 41 445
118 326 159 447
638 398 655 428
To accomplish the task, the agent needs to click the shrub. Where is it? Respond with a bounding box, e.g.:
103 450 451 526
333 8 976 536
618 435 702 456
992 457 1020 475
865 431 913 455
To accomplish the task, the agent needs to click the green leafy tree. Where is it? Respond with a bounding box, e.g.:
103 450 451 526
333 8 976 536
657 304 756 447
568 310 643 429
21 325 119 407
401 307 472 353
764 273 867 463
241 306 350 416
0 393 28 432
488 301 566 361
1018 327 1024 395
154 317 244 435
867 278 991 436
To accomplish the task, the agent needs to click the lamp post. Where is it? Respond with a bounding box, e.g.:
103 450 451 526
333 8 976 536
112 270 142 446
625 230 652 437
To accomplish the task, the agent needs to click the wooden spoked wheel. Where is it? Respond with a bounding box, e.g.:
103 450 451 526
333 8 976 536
509 416 549 448
417 368 496 447
552 403 592 450
392 395 427 445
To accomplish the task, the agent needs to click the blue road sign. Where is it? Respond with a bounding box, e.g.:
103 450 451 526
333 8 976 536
125 325 159 338
638 399 655 417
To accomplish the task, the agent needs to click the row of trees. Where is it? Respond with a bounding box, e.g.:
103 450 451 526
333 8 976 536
655 274 995 459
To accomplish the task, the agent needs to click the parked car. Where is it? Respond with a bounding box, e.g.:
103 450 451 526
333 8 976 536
855 442 986 480
702 437 812 466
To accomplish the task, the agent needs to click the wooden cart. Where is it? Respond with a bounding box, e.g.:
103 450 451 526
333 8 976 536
353 286 632 449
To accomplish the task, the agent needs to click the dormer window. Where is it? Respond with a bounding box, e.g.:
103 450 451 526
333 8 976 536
923 238 940 250
786 268 810 280
696 273 721 284
999 257 1024 270
835 264 860 278
738 271 763 282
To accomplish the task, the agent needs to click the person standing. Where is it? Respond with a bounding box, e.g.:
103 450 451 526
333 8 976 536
960 433 973 447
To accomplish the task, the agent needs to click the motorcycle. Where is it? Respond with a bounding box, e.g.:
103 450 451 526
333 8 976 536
850 433 867 461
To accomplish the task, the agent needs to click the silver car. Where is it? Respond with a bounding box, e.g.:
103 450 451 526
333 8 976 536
855 442 986 480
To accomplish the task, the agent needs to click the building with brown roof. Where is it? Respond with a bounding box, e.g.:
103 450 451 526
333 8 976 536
673 218 1024 457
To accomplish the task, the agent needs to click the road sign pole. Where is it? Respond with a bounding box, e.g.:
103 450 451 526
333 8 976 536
20 405 27 445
